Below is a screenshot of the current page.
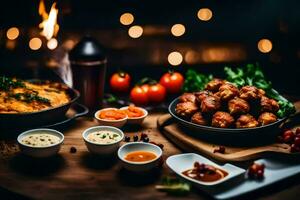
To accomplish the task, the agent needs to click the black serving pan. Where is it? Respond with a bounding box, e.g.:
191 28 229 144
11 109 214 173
168 97 289 146
0 80 80 129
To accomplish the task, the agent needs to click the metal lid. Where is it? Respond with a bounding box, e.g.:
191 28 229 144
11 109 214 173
69 36 106 62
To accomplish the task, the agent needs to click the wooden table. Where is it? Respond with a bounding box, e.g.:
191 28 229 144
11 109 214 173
0 112 300 200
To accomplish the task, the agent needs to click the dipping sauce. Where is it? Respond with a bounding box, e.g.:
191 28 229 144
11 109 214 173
87 130 121 144
21 133 61 147
182 162 228 182
124 151 157 162
99 109 127 120
122 105 145 118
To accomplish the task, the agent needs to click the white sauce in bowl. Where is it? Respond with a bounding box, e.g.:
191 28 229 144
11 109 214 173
21 133 61 147
87 130 121 144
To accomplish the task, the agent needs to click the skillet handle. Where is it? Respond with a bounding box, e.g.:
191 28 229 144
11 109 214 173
72 103 89 118
281 109 300 129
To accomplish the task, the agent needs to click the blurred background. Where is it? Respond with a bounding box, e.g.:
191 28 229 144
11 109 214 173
0 0 299 95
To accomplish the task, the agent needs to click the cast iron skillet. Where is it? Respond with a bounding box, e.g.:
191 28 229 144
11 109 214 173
0 80 80 129
168 97 289 146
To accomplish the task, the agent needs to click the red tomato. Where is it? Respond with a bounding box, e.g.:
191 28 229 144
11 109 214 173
110 72 131 92
130 86 149 105
148 83 166 103
141 84 150 93
159 72 184 93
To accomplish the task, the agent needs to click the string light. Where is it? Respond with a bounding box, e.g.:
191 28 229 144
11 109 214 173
197 8 213 21
29 37 42 50
47 38 58 50
120 13 134 25
6 27 20 40
128 25 143 38
171 24 185 37
168 51 183 66
257 39 272 53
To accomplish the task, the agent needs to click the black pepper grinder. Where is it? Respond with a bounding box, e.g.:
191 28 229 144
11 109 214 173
69 36 107 111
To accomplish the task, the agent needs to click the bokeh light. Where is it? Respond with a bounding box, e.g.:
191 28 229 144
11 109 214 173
185 50 199 64
29 37 42 50
168 51 183 66
120 13 134 25
197 8 213 21
128 25 143 38
257 39 273 53
6 27 20 40
47 38 58 50
171 24 186 37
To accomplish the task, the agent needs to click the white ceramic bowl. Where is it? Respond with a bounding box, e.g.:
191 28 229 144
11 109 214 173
17 128 64 158
82 126 124 155
118 142 162 172
120 106 148 125
94 108 128 128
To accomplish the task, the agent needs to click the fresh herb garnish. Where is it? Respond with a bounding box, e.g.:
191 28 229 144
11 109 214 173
0 76 25 91
10 92 50 104
224 63 295 118
155 176 190 196
182 69 213 92
0 76 50 105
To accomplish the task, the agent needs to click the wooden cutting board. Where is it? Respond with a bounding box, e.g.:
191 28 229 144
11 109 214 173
157 114 299 162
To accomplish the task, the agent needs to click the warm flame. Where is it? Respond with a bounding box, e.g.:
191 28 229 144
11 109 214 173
39 0 59 40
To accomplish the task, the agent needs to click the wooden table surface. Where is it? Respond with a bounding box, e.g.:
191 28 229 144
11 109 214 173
1 112 300 200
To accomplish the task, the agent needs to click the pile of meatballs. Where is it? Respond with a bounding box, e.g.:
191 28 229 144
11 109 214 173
175 79 280 128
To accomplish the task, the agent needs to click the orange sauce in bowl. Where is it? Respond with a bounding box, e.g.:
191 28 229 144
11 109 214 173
123 105 145 118
99 109 127 120
124 151 157 162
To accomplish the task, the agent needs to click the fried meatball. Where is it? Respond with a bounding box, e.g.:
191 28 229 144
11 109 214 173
260 96 279 113
228 97 250 115
179 93 196 103
201 95 221 113
258 112 277 125
205 79 225 92
175 102 198 118
239 86 261 101
258 89 266 97
194 91 211 104
191 112 208 126
218 83 239 101
211 111 234 128
236 114 259 128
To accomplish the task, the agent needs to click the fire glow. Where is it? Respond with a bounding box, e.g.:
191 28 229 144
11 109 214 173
39 0 59 40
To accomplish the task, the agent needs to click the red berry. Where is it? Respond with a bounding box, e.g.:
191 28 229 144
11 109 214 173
294 137 300 146
140 133 148 140
256 170 264 179
296 128 300 135
291 144 300 153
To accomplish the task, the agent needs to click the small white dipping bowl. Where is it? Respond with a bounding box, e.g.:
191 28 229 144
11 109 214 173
82 126 124 155
118 142 162 172
17 128 64 158
94 108 128 128
120 106 148 125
